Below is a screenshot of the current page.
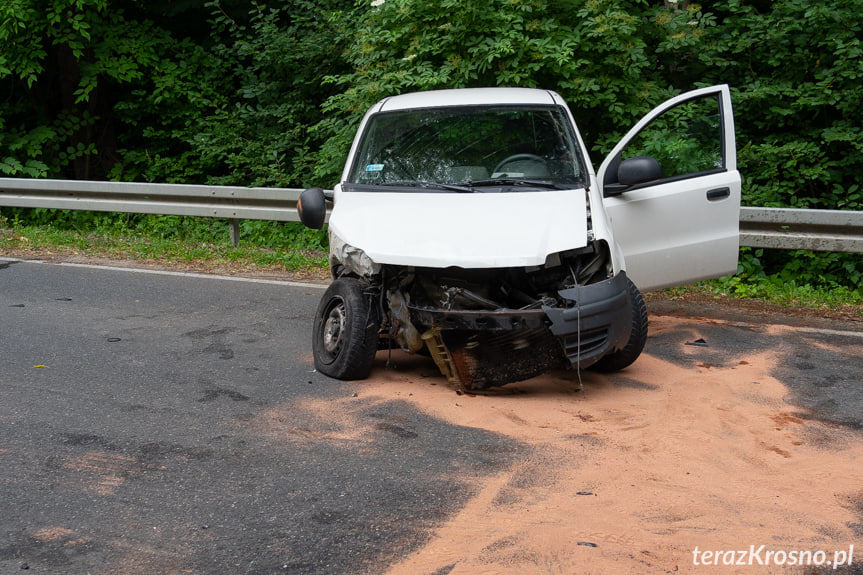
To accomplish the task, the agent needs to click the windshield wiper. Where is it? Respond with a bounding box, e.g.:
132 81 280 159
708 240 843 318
463 178 574 190
366 179 582 192
418 182 476 193
361 182 476 192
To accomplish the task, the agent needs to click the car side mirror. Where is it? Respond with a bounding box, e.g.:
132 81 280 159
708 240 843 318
297 187 328 229
618 155 662 187
603 155 663 197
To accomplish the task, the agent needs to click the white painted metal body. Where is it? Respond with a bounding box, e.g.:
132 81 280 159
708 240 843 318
328 190 587 269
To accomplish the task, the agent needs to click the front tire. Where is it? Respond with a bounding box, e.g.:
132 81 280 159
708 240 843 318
590 278 648 373
312 278 380 380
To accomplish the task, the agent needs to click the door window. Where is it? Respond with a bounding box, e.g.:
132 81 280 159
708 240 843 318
618 94 725 182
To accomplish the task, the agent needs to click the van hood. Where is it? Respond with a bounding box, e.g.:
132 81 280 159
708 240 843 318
328 189 588 270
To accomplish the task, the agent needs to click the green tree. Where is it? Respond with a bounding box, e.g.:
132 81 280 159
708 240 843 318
107 0 353 188
312 0 718 182
0 0 199 179
695 0 863 211
185 0 353 187
691 0 863 287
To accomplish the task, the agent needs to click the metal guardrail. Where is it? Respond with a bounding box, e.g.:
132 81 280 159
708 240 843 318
0 178 304 245
0 178 302 220
1 178 862 253
739 206 863 254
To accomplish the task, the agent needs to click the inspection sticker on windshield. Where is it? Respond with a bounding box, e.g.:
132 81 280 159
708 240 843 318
365 164 385 172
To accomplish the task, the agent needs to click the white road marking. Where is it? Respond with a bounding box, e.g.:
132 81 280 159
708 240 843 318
0 257 328 289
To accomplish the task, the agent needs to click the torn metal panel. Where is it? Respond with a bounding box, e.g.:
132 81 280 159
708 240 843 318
330 232 381 278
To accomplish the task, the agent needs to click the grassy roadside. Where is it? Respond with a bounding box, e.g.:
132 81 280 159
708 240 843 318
644 283 863 324
2 222 862 321
0 223 330 281
656 272 863 319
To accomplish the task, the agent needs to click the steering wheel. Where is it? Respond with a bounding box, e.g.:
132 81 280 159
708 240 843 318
493 153 546 174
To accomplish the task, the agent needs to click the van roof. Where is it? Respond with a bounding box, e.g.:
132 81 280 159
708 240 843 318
376 87 561 112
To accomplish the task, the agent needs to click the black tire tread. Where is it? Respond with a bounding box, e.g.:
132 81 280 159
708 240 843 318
589 278 648 373
312 277 379 380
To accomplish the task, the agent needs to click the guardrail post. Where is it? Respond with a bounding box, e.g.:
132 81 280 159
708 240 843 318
228 218 240 247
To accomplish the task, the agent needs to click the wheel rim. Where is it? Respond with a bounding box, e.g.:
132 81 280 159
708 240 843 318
321 297 347 360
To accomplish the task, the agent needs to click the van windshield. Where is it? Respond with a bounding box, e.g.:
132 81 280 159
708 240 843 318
345 105 586 191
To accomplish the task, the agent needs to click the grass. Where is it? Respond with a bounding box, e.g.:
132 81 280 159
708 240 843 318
648 275 863 322
656 281 863 317
0 219 329 279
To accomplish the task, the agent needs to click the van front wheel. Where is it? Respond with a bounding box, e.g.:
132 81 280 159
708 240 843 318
589 278 648 373
312 278 379 380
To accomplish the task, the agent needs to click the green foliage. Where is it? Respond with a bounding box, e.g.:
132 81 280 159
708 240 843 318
708 256 863 308
2 0 863 289
733 248 863 289
314 0 700 180
0 0 198 179
0 0 51 86
679 0 863 286
105 1 354 188
2 206 327 249
239 220 328 252
694 1 863 210
133 215 328 252
106 36 227 184
703 275 863 309
711 248 863 302
190 2 343 186
623 96 723 176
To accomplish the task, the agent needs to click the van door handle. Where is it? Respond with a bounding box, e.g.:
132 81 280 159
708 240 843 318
707 187 730 201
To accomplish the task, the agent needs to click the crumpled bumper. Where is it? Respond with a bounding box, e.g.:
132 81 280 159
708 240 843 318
542 271 632 368
408 272 633 387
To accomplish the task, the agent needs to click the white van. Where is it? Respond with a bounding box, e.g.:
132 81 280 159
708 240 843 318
298 85 740 389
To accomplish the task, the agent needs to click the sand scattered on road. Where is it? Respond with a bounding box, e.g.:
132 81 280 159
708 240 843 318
335 315 862 574
251 314 862 573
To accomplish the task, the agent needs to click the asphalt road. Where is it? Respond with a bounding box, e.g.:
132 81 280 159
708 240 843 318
1 258 861 574
0 260 526 574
